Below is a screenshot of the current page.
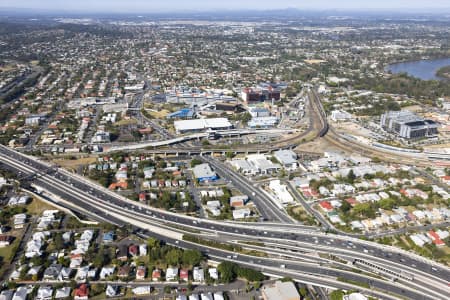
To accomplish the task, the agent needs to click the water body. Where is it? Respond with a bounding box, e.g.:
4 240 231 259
386 57 450 80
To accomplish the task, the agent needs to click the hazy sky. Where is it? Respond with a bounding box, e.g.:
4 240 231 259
1 0 450 13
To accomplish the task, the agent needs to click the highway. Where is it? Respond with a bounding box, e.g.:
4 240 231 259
200 155 294 223
0 145 449 299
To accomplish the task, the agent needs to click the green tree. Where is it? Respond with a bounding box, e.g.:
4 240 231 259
347 170 356 184
340 200 351 213
217 261 238 283
165 249 183 266
182 249 203 266
190 158 203 168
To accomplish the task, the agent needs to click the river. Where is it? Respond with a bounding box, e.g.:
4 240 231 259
386 57 450 80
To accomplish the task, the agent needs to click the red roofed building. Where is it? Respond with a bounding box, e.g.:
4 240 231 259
136 266 146 280
139 128 153 134
74 284 88 300
345 198 358 207
0 235 12 247
139 192 146 202
428 230 445 246
180 269 189 281
319 201 333 212
129 244 139 257
441 176 450 185
152 269 161 281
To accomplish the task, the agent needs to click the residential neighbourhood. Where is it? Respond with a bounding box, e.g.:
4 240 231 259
1 3 450 300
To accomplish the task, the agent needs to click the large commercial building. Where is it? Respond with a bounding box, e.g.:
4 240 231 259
241 87 281 103
174 118 233 134
192 163 218 183
380 111 438 139
165 87 236 105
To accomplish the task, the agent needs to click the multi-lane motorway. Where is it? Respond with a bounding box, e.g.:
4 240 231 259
0 144 449 299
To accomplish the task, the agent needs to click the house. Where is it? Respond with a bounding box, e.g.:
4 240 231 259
117 245 128 261
139 244 147 256
55 287 71 299
70 253 83 269
106 285 120 298
428 230 446 246
128 244 139 257
102 231 114 243
132 286 151 296
13 213 27 229
100 266 115 280
36 286 53 300
0 226 7 235
136 266 146 280
193 267 204 282
166 267 179 281
180 269 189 281
319 201 333 212
230 195 248 207
74 284 88 300
0 235 12 247
200 293 213 300
43 264 62 281
62 232 72 243
232 208 251 220
58 267 73 281
87 268 98 279
27 265 42 277
208 268 219 280
0 290 14 300
213 292 224 300
269 180 294 206
152 269 161 281
118 265 131 278
12 286 28 300
75 266 89 281
262 281 300 300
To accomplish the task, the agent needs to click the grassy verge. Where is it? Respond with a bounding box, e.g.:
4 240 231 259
183 235 267 257
337 276 370 289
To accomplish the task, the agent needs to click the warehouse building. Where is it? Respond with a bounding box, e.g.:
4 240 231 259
274 150 298 171
248 116 279 128
192 163 219 183
380 111 438 139
174 118 233 134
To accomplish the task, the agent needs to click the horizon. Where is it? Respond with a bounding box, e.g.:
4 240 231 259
1 0 450 14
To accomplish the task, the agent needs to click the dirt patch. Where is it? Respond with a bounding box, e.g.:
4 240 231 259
149 109 170 119
296 137 338 154
26 197 60 215
53 157 97 170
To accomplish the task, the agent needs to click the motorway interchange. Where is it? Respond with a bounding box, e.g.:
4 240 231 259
1 92 450 299
1 144 450 300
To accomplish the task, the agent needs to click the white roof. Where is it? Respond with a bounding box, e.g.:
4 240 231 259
263 281 300 300
36 286 53 300
274 150 297 165
12 287 27 300
132 286 151 295
174 118 231 131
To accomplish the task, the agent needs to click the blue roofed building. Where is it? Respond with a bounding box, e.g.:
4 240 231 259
103 231 114 243
166 108 195 119
193 163 219 183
